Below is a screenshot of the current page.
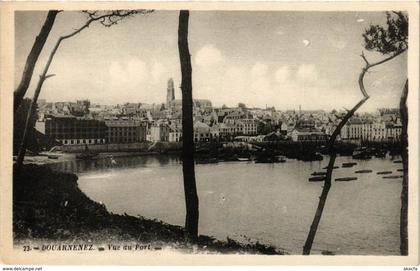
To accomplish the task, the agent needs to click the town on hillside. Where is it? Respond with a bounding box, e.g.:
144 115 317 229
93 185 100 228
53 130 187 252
29 78 402 152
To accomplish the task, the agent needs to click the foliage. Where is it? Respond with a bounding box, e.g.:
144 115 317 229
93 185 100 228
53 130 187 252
238 103 247 109
363 11 408 54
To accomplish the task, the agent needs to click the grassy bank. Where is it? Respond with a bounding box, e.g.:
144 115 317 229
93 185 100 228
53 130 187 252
13 164 284 254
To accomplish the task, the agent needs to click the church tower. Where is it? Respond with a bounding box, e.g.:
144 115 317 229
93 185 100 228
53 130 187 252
166 78 175 107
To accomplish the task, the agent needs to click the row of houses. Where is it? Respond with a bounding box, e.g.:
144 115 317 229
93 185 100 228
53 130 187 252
40 115 262 146
40 112 402 146
340 118 402 142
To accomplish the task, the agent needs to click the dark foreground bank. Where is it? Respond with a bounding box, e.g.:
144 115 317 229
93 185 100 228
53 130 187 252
13 164 284 254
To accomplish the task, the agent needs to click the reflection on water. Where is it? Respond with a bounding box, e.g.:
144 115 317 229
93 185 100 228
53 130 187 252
49 154 180 174
50 154 403 255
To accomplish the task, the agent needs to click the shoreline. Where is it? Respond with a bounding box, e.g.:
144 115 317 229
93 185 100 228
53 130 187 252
13 163 285 255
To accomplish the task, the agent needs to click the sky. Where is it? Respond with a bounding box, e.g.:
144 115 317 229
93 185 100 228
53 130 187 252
15 10 407 111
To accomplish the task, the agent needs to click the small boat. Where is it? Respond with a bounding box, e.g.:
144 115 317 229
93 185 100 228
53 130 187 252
311 171 326 176
335 177 357 182
377 171 392 175
48 154 59 159
393 160 402 164
355 169 373 173
342 162 357 168
309 176 325 182
277 156 286 163
323 166 339 169
237 157 251 161
382 175 403 179
397 169 403 172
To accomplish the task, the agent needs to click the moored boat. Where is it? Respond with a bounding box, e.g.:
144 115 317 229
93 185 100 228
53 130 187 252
382 175 403 179
311 171 326 176
377 171 392 175
342 162 357 168
335 177 357 182
355 169 372 173
237 157 251 161
309 176 325 182
323 166 339 169
277 156 286 163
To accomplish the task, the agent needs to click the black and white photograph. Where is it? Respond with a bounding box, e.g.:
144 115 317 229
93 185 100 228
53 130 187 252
1 2 419 267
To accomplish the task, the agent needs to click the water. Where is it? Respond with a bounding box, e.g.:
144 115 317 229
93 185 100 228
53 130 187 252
50 154 403 255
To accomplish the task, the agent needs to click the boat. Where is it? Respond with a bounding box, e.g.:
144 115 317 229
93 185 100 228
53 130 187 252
323 166 339 169
355 169 373 173
393 160 402 164
311 171 326 176
342 162 357 168
377 171 392 175
309 176 325 182
277 156 286 163
383 175 403 179
76 144 98 160
335 177 357 182
237 157 251 161
47 154 59 159
397 169 403 172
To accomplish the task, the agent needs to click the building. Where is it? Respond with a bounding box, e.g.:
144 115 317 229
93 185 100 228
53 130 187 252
105 119 147 144
239 119 259 135
168 122 217 143
168 124 182 142
194 121 211 142
218 123 243 141
340 117 402 142
166 78 175 107
290 128 328 142
45 114 106 145
290 119 327 142
147 122 170 142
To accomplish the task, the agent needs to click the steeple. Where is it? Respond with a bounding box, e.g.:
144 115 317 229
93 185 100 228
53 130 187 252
166 78 175 106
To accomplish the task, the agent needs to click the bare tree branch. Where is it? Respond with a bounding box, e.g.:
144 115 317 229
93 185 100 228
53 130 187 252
302 48 404 255
15 10 151 173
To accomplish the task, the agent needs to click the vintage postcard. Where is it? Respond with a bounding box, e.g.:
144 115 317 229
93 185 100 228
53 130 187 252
0 1 419 266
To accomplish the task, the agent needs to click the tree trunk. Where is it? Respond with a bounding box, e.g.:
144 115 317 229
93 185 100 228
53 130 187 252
178 10 199 241
302 51 404 255
14 10 59 112
15 74 54 173
302 98 367 255
399 79 408 255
